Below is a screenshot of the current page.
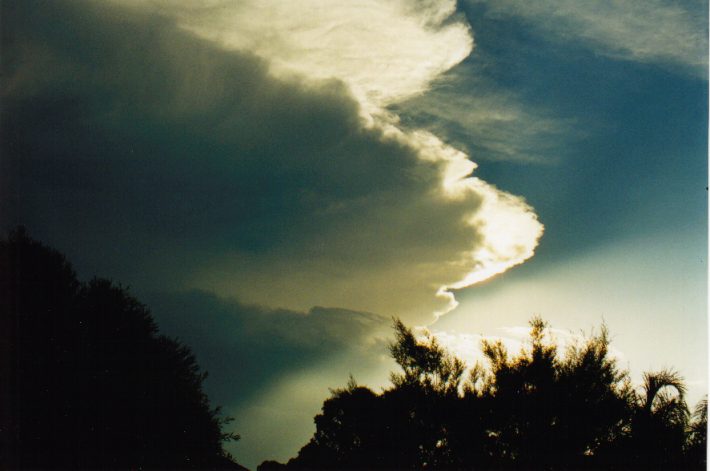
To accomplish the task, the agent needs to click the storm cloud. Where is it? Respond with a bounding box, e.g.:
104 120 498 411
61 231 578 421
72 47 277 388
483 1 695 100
142 289 392 409
4 1 707 468
2 0 542 324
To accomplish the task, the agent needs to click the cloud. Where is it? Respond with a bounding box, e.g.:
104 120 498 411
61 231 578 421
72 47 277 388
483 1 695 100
1 0 542 324
146 290 626 469
468 0 708 76
143 290 392 407
114 0 473 113
142 290 394 469
434 229 707 405
391 63 576 165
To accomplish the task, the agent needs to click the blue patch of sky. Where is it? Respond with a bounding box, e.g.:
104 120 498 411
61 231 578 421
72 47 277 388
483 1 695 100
447 1 707 269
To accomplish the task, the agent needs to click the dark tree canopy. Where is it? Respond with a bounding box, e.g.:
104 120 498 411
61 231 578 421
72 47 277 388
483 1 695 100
4 229 705 471
263 317 707 471
1 228 244 470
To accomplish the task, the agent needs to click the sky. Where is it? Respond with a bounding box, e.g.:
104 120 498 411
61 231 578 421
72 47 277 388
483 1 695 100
1 1 707 468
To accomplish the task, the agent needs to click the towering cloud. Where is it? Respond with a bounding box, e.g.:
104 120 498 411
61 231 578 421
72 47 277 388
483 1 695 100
2 0 542 324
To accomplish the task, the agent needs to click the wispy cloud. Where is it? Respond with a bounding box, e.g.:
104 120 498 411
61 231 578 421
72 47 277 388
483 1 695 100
469 0 708 76
392 64 576 165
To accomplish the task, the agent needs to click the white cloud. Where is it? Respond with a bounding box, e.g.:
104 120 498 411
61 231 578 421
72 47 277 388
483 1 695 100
471 0 708 76
453 177 545 288
116 0 473 113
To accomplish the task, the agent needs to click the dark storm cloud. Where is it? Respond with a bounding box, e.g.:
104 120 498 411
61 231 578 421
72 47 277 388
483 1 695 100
140 288 394 468
142 290 391 408
0 0 540 322
1 0 417 244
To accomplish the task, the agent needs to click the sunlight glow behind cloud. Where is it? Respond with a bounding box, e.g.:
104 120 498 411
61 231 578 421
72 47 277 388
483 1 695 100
25 0 543 323
130 0 473 113
106 0 545 321
159 0 542 309
422 326 626 371
436 230 708 406
4 2 706 468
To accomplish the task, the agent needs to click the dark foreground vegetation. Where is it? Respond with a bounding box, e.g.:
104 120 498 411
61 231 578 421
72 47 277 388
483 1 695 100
260 323 707 470
1 229 706 470
1 229 244 470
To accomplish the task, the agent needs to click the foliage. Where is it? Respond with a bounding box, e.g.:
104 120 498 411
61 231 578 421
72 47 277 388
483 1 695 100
270 316 707 470
1 228 243 470
685 397 708 468
389 319 465 396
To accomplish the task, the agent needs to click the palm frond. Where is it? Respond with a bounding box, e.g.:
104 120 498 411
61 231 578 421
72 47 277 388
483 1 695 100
642 369 687 413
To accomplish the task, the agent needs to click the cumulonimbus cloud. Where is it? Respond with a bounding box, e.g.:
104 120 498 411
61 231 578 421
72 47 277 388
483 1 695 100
2 0 543 324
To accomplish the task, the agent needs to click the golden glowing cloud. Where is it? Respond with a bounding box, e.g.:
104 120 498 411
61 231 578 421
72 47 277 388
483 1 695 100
106 0 544 322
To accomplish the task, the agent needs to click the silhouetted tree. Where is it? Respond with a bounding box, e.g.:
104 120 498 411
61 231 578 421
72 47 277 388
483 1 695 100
389 319 465 396
685 397 708 470
270 316 705 471
258 460 289 471
386 319 466 469
284 322 469 470
475 318 635 470
553 324 634 470
619 369 691 470
1 228 244 470
286 378 387 469
475 317 563 469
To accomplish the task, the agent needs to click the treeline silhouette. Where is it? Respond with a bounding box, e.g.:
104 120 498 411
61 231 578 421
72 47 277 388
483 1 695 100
1 229 245 470
260 319 707 470
2 230 706 470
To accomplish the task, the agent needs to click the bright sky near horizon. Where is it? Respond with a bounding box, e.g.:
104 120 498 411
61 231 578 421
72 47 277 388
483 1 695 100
1 1 707 469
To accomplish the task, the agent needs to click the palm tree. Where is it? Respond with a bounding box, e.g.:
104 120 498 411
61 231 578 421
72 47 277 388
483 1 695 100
629 369 689 469
640 369 687 416
685 396 707 469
